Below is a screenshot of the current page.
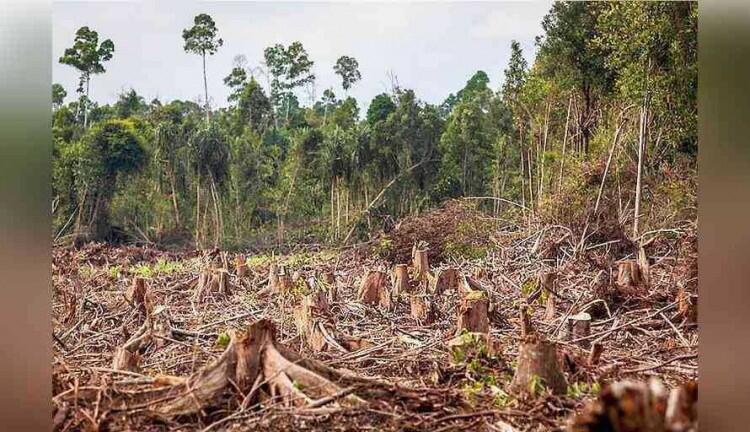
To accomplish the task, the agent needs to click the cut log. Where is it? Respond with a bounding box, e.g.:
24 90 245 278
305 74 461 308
357 270 392 310
566 312 592 348
510 335 567 397
431 267 460 294
456 289 489 334
411 243 430 280
410 294 435 324
393 264 412 296
568 379 697 432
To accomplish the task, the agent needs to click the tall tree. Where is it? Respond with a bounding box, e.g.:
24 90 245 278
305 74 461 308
263 42 315 123
333 55 362 93
182 13 223 123
59 26 115 128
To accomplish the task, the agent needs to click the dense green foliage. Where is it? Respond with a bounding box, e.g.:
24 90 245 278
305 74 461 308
53 3 697 249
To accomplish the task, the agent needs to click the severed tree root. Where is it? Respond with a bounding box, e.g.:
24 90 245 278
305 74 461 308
568 379 697 432
128 320 386 418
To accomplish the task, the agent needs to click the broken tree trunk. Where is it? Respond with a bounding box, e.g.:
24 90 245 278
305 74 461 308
566 312 592 349
456 289 489 334
510 335 567 397
568 379 697 432
431 267 460 295
357 270 392 310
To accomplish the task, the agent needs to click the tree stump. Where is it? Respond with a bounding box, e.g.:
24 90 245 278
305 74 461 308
235 255 248 278
269 264 292 294
456 289 489 334
322 271 336 286
545 292 556 321
357 270 392 309
677 286 697 323
195 268 232 302
126 277 152 313
510 335 567 397
411 243 430 280
588 342 604 366
569 379 697 432
519 303 534 338
617 260 642 288
638 246 651 287
112 347 141 372
393 264 411 296
566 312 592 348
431 267 460 294
410 294 435 324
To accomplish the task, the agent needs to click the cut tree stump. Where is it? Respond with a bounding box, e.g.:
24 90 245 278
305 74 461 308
411 242 430 280
195 268 232 302
519 303 534 338
112 347 141 372
588 342 604 366
431 267 460 294
393 264 412 296
677 286 697 323
268 264 293 294
456 288 489 334
410 294 435 324
235 255 248 277
357 270 392 310
112 304 174 370
617 260 643 288
566 312 592 348
510 335 567 397
126 277 152 313
545 293 556 321
568 379 697 432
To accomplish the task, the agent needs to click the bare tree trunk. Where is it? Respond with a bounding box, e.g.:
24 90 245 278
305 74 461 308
83 74 90 129
633 103 647 240
170 171 181 226
203 52 209 124
557 95 573 193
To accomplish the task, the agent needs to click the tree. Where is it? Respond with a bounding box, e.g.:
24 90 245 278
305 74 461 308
501 41 528 104
236 77 273 134
52 83 67 110
114 88 147 118
366 93 395 126
263 42 315 123
59 26 115 128
183 13 223 123
333 56 362 92
75 119 146 240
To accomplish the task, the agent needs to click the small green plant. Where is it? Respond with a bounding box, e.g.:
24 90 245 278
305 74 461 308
491 386 514 408
529 374 547 397
216 332 230 348
130 258 184 278
567 381 601 398
78 264 95 279
372 237 394 259
106 264 122 279
247 254 273 267
521 278 538 297
131 263 154 278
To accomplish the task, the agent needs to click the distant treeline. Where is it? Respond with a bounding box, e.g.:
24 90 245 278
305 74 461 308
52 2 697 248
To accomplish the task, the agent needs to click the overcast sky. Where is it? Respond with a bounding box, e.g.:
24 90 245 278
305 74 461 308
53 1 552 111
